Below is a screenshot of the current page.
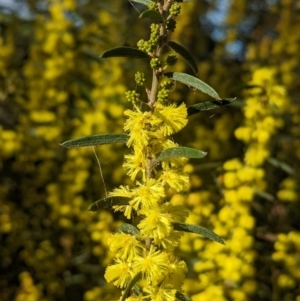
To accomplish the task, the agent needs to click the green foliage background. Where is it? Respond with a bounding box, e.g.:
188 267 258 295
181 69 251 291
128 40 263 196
1 0 299 301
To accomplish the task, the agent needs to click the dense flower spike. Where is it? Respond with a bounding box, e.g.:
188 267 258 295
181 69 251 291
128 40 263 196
102 1 218 300
182 68 289 301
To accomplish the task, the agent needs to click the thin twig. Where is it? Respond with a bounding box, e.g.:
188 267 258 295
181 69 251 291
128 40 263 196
92 147 108 197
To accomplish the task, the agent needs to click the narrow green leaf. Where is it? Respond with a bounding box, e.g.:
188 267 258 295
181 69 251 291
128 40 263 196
167 41 198 74
165 72 221 100
188 98 235 116
87 196 130 212
267 157 295 175
176 291 193 301
121 272 142 301
156 147 207 161
139 10 163 22
173 222 225 245
129 0 152 5
254 189 275 202
228 84 262 94
228 99 244 108
101 47 150 59
118 223 140 235
60 133 129 148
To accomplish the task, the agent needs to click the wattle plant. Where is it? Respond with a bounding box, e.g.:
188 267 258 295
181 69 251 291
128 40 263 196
61 1 233 300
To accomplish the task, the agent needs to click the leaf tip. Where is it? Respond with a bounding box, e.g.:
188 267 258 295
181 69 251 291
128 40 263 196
87 205 96 212
59 142 68 148
219 238 225 245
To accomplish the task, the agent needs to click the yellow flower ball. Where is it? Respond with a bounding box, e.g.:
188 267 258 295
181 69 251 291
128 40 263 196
238 214 255 230
193 238 205 251
252 68 275 86
194 261 215 273
223 172 240 188
288 231 300 245
256 130 270 144
189 174 203 188
234 127 252 143
219 206 235 223
223 159 243 171
237 186 254 202
183 163 194 173
59 205 71 216
277 274 296 288
58 218 72 229
277 189 298 202
244 147 269 167
224 189 239 203
272 251 284 262
281 177 297 189
236 167 257 182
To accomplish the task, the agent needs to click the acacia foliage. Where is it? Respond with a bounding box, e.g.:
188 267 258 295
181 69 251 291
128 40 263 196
0 1 299 301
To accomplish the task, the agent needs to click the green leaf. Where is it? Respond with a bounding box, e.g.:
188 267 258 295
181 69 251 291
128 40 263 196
267 157 295 175
60 133 129 148
101 47 150 59
176 291 193 301
164 72 221 100
228 99 244 108
173 222 225 245
167 41 198 74
139 10 163 22
254 189 275 202
129 0 152 5
121 272 142 301
156 147 207 161
187 98 235 116
87 196 130 212
118 223 140 235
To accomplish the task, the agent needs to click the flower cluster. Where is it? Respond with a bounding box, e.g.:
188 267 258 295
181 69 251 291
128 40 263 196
137 24 160 53
277 177 298 202
272 231 300 291
244 2 300 299
105 98 190 298
182 68 289 301
102 2 198 299
14 272 44 301
1 1 129 299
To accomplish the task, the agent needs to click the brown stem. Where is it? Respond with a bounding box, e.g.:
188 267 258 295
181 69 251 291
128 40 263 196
145 0 172 251
148 70 158 108
148 1 171 108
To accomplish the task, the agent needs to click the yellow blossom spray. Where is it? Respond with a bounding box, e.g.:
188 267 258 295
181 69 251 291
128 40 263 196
61 1 232 300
